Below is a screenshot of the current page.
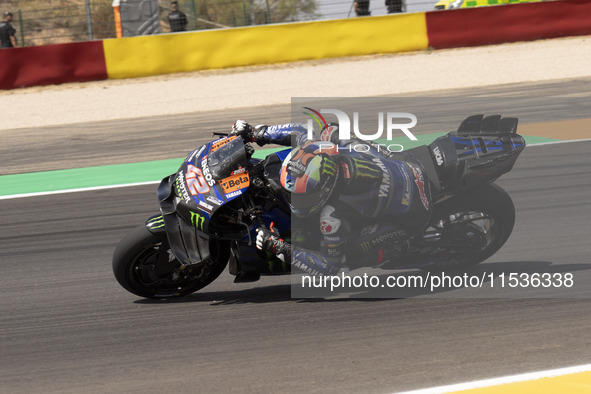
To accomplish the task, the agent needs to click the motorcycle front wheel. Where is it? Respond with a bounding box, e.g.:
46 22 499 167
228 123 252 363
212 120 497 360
112 224 229 299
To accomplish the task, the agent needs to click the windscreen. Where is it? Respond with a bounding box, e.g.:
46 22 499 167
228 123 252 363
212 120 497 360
207 136 248 180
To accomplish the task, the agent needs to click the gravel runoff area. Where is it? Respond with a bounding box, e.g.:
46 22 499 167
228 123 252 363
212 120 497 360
1 35 590 132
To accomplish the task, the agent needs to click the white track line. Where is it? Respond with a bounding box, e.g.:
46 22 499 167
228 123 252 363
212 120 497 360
1 138 589 201
526 137 591 146
396 363 591 394
0 181 160 201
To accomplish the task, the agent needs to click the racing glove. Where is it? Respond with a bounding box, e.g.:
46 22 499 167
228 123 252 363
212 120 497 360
231 120 268 146
255 222 291 263
231 119 253 139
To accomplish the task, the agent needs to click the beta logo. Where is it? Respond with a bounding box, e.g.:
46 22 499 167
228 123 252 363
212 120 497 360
221 173 249 193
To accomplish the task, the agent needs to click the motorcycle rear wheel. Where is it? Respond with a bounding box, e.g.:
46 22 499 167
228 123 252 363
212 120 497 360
418 183 515 271
112 224 229 298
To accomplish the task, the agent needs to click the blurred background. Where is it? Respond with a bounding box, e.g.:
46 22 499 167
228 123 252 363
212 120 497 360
0 0 542 47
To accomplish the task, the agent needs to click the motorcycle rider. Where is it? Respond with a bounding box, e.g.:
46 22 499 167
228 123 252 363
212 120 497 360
231 120 433 276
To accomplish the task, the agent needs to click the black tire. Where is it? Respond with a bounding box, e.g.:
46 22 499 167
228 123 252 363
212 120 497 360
112 224 229 298
418 183 515 271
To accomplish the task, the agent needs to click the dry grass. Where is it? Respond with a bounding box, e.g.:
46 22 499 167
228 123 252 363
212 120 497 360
0 0 318 45
0 0 117 45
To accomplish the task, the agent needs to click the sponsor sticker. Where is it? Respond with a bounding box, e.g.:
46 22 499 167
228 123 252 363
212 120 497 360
225 190 243 199
320 221 334 235
211 135 238 152
432 146 444 166
175 171 191 203
206 196 223 206
408 163 429 210
396 162 411 206
201 157 216 187
360 224 378 236
198 200 214 213
190 211 206 231
341 162 351 179
187 145 206 163
372 158 390 199
221 173 250 193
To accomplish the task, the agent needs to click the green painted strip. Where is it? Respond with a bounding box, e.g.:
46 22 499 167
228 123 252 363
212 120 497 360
0 158 183 197
0 134 559 197
519 135 561 145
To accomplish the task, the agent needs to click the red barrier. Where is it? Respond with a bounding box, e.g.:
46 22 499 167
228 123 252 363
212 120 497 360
0 41 107 90
426 0 591 49
1 1 590 90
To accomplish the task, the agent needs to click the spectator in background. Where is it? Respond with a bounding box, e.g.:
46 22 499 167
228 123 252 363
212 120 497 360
354 0 371 16
0 11 17 48
386 0 404 13
168 1 188 32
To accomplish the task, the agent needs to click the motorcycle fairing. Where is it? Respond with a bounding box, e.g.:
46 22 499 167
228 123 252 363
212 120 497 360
158 136 252 265
424 123 525 194
156 175 210 266
458 114 518 135
173 136 251 233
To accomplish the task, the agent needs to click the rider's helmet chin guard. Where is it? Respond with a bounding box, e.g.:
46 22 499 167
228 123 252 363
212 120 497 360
280 141 339 216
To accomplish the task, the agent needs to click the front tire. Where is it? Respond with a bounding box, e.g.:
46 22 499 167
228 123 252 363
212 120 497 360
112 224 229 298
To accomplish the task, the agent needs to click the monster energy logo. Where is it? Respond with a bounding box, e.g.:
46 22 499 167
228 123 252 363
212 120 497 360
190 211 205 231
321 159 337 177
147 215 165 229
353 158 382 180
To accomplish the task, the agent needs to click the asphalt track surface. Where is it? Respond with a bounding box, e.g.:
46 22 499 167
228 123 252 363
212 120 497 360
2 79 591 393
4 77 591 175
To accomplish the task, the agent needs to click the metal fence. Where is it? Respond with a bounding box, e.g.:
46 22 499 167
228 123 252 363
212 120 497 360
0 0 447 47
1 1 117 46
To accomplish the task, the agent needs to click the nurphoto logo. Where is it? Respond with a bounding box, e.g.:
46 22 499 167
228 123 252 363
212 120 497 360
303 107 419 150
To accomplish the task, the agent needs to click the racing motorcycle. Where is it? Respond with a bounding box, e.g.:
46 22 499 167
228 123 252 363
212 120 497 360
113 114 525 298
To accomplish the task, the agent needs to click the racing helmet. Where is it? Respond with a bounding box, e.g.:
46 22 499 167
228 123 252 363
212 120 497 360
280 140 339 216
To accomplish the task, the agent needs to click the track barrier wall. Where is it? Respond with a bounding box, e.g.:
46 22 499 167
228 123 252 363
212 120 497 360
103 13 428 79
1 0 590 90
0 41 107 90
426 0 591 49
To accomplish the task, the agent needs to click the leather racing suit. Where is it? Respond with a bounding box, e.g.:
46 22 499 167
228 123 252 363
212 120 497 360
249 122 433 275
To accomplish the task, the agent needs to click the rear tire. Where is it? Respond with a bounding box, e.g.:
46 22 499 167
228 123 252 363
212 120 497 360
112 224 229 298
418 183 515 271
